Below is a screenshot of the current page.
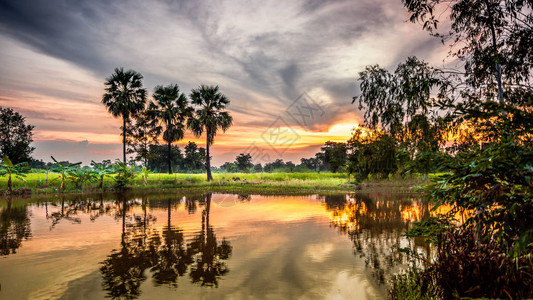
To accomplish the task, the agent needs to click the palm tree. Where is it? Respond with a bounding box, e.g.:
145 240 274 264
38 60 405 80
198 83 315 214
150 84 192 174
102 67 147 163
188 85 233 181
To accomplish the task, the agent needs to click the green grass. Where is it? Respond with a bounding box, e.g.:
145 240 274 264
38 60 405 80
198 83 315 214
0 171 428 195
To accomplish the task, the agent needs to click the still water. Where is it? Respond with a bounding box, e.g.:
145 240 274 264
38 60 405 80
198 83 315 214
0 192 432 299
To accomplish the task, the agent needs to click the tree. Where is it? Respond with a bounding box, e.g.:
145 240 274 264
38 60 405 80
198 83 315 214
150 84 192 174
0 107 35 164
184 142 206 172
354 57 444 139
126 109 161 167
253 163 263 173
102 67 147 163
403 0 533 105
319 141 347 173
188 85 233 181
235 153 253 172
347 128 398 180
147 144 184 173
220 162 238 173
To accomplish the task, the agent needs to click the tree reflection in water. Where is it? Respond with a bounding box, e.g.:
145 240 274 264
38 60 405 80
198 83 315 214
0 197 32 256
188 193 232 287
323 193 432 286
99 192 232 299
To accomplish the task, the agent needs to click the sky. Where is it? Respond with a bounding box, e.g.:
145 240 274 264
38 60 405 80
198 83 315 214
0 0 449 166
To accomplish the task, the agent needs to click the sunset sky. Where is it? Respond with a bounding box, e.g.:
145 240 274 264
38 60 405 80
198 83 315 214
0 0 449 165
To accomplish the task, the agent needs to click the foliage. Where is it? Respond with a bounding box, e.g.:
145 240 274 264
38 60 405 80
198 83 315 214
184 142 206 172
67 167 96 189
402 0 533 102
113 162 136 190
0 155 30 193
125 109 161 167
235 153 253 172
0 107 35 164
147 144 184 173
150 84 192 174
188 85 233 181
347 128 398 180
102 67 147 162
140 167 151 186
419 228 533 299
50 156 82 192
319 141 347 173
91 160 115 189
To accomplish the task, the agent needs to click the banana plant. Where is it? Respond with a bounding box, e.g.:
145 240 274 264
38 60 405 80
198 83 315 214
50 156 82 192
140 167 152 186
0 155 30 194
91 161 115 189
68 168 97 190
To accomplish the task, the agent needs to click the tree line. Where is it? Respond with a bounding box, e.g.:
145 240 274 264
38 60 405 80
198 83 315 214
101 68 232 181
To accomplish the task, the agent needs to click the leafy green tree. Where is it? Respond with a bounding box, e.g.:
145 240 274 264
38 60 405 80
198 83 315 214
184 142 206 172
235 153 253 172
220 162 238 173
188 85 233 181
253 163 263 173
0 107 34 164
150 84 192 174
102 68 147 163
147 144 184 173
319 142 347 173
347 129 397 180
403 0 533 104
0 155 30 193
126 109 161 167
113 162 136 190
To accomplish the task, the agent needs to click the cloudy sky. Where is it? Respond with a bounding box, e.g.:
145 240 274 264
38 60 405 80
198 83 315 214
0 0 448 165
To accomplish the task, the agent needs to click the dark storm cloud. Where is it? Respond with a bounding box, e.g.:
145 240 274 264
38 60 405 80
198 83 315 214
0 0 116 75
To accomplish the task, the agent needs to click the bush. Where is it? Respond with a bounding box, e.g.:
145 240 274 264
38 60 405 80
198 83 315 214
420 228 533 299
113 163 136 190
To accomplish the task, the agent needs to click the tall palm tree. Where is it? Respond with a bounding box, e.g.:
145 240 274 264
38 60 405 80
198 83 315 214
150 84 192 174
188 85 233 181
102 67 147 163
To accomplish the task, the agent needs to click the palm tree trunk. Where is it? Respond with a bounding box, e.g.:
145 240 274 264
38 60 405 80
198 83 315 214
206 134 213 181
168 141 173 174
123 117 127 163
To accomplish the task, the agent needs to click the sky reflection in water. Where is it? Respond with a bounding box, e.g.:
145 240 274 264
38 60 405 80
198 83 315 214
0 192 434 299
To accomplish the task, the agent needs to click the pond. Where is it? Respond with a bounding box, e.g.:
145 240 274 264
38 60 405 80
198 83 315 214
0 192 433 299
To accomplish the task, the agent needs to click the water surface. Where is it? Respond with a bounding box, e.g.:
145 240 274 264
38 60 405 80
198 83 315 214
0 192 432 299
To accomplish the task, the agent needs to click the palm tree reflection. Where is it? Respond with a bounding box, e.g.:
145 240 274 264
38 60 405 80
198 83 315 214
188 193 232 287
100 193 232 299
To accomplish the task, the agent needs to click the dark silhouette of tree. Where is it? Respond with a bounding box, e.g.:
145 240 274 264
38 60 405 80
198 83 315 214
100 197 155 299
102 68 147 163
187 194 232 286
0 107 35 164
146 144 184 173
234 153 253 172
150 84 192 174
188 85 233 181
0 198 32 256
184 142 206 172
126 109 161 167
150 199 192 286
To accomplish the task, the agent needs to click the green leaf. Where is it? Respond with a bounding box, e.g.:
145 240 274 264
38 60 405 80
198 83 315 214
3 155 14 168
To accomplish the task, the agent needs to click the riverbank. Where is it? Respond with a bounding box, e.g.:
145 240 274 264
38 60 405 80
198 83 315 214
0 172 431 197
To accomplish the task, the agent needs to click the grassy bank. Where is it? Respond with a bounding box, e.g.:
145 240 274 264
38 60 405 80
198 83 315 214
0 172 430 196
